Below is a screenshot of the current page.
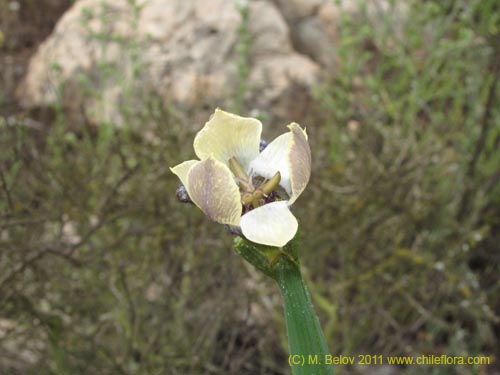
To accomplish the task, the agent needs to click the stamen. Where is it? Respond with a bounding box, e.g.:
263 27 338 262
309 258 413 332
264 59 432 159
259 171 281 195
228 157 249 181
236 176 253 192
231 158 281 209
242 192 255 205
252 198 262 208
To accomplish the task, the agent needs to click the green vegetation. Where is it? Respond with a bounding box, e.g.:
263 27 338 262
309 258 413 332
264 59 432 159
1 0 499 374
309 0 500 372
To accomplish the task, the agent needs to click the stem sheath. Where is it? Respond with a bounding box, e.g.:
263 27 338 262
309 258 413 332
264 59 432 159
276 254 334 375
233 236 334 375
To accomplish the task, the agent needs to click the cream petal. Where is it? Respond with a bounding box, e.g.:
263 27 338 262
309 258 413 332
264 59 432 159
240 201 298 247
170 160 199 188
249 133 292 195
287 123 311 205
186 157 242 226
193 109 262 170
249 123 311 204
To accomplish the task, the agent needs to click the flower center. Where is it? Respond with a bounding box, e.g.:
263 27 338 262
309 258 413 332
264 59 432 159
228 157 281 210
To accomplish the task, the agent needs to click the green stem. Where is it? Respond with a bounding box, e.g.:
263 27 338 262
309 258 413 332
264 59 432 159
233 236 334 375
276 254 334 375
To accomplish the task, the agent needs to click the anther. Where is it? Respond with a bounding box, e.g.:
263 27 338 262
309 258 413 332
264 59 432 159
259 171 281 195
228 157 249 181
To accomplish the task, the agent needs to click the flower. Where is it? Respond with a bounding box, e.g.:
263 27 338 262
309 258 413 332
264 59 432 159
171 109 311 247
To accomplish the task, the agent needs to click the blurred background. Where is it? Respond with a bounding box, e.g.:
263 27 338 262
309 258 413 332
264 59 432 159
1 0 499 374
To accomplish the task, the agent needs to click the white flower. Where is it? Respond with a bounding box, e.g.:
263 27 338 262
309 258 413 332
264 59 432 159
171 109 311 247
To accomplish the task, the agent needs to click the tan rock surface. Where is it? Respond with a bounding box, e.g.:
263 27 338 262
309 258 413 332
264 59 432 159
17 0 406 125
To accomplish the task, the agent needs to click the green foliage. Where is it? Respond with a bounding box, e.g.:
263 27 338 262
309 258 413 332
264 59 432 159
0 108 285 374
234 0 252 114
309 0 500 373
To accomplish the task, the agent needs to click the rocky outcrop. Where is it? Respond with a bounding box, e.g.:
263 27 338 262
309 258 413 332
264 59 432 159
16 0 407 125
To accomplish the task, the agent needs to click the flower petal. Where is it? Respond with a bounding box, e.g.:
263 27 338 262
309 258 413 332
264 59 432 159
249 132 292 195
240 201 298 247
186 157 242 226
287 123 311 205
170 160 199 188
249 123 311 204
193 109 262 170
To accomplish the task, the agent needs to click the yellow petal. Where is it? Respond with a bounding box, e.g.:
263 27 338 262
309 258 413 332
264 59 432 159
186 157 242 226
240 201 298 247
170 160 199 188
287 123 311 205
193 109 262 171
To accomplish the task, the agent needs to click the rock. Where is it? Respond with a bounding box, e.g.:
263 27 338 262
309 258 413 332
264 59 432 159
16 0 407 126
248 54 319 119
16 0 318 125
248 1 292 55
282 0 408 68
294 16 333 67
274 0 323 20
